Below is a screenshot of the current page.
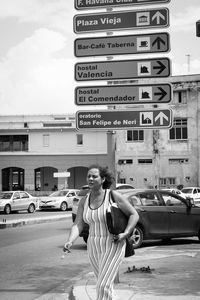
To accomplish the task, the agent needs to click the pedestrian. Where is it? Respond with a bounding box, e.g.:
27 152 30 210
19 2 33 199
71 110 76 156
63 164 139 300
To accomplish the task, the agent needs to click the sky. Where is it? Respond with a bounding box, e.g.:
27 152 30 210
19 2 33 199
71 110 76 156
0 0 200 116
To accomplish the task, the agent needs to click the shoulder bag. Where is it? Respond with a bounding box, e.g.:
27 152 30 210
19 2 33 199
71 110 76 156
106 190 135 257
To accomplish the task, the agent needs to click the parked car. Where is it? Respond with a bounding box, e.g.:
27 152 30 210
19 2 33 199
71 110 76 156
161 188 186 198
72 185 90 243
119 188 200 248
0 191 39 214
73 188 200 248
115 183 135 190
181 187 200 205
39 189 80 211
72 185 89 221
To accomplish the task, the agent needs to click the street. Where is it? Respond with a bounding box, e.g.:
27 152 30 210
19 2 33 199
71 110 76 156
0 217 89 300
0 214 200 299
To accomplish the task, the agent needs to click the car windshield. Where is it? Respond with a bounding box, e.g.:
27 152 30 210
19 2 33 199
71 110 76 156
182 188 193 194
50 190 69 197
0 192 13 199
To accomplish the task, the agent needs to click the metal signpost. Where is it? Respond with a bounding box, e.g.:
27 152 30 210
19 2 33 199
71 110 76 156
75 32 170 57
74 8 169 33
76 109 172 130
75 84 172 105
75 57 171 81
75 0 171 10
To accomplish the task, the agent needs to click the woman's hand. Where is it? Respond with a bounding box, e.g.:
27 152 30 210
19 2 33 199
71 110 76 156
113 232 127 243
63 241 73 253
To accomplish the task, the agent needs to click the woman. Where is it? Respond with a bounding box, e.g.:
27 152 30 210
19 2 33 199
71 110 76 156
64 165 139 300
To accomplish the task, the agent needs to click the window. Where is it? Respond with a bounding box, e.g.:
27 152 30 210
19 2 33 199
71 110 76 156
138 192 162 206
174 91 187 104
127 130 144 142
169 158 189 164
138 159 152 164
169 118 188 140
0 135 28 151
77 134 83 145
119 178 126 184
159 177 176 187
162 194 185 206
118 159 133 165
43 134 49 147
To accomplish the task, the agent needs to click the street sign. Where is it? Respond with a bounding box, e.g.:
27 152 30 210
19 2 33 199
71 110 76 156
75 0 171 10
76 109 172 130
75 32 170 57
75 58 171 81
53 172 70 178
75 84 172 105
74 8 169 33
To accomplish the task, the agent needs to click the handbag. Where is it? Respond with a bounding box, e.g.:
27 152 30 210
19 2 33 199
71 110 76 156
106 191 135 258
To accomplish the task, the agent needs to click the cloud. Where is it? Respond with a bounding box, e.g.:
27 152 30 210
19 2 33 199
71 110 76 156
0 0 74 34
0 28 76 114
170 5 200 33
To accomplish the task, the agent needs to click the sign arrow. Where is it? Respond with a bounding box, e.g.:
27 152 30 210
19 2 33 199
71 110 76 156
154 87 167 101
152 36 166 50
153 60 166 74
152 11 166 24
155 112 169 125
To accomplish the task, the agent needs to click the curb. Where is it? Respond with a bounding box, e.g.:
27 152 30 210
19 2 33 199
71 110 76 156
0 214 70 229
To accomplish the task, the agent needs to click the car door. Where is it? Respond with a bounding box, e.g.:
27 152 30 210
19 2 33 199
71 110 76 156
162 192 195 235
67 191 76 209
136 191 169 237
19 191 31 210
12 192 21 210
193 188 200 205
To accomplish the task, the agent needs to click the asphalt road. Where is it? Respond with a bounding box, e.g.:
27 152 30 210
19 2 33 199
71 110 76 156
0 211 200 300
0 218 89 300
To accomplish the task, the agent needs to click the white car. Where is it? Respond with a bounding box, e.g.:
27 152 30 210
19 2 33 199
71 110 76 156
161 188 186 199
0 191 39 214
39 189 80 211
181 187 200 205
115 183 135 190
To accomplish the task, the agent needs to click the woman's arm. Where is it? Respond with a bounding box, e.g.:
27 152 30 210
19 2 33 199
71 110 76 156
64 196 87 250
111 190 139 242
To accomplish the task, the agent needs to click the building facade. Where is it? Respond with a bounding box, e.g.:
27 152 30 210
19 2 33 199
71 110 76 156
115 74 200 189
0 114 108 192
0 74 200 192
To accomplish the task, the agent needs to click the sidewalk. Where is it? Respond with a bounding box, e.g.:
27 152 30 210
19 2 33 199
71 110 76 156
69 245 200 300
69 262 200 300
0 213 69 229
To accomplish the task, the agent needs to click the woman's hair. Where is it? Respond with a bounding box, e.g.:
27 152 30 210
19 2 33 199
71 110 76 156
88 164 115 189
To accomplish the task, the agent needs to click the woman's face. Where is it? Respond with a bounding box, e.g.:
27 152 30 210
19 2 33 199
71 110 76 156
87 168 104 190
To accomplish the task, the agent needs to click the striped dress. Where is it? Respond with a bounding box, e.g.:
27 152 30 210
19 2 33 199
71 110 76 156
83 189 125 300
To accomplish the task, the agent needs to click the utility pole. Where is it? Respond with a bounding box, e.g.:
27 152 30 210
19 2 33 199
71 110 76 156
186 54 191 74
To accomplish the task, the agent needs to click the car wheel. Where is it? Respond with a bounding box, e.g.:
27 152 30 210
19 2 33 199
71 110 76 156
4 204 11 214
60 202 68 211
129 226 143 249
28 204 35 213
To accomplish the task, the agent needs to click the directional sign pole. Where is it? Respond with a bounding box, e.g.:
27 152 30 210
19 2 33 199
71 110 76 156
105 25 117 192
